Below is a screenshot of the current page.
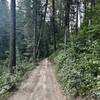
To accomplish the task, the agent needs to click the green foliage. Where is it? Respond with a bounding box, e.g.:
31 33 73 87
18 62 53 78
0 92 11 100
0 60 33 96
50 2 100 97
51 36 100 98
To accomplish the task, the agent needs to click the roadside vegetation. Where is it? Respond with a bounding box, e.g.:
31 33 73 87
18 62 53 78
50 0 100 99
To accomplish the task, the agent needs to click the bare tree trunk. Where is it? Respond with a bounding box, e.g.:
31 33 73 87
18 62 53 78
52 0 56 51
33 0 37 63
9 0 16 74
36 0 48 59
84 0 87 18
76 1 79 33
64 0 70 51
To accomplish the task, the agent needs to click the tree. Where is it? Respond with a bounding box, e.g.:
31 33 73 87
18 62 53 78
52 0 56 51
75 0 79 33
64 0 70 50
9 0 16 73
36 0 49 58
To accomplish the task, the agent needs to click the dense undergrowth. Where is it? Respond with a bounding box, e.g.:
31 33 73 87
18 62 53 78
0 59 33 100
50 1 100 99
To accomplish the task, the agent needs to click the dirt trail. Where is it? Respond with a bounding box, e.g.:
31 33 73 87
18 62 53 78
8 58 66 100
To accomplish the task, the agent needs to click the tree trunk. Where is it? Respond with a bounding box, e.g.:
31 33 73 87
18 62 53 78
76 1 79 33
36 0 48 59
52 0 56 51
33 0 37 63
9 0 16 74
64 0 70 51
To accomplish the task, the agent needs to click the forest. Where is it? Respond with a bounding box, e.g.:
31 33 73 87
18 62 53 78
0 0 100 100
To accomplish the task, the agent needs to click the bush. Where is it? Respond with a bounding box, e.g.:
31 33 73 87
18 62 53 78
51 37 100 98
